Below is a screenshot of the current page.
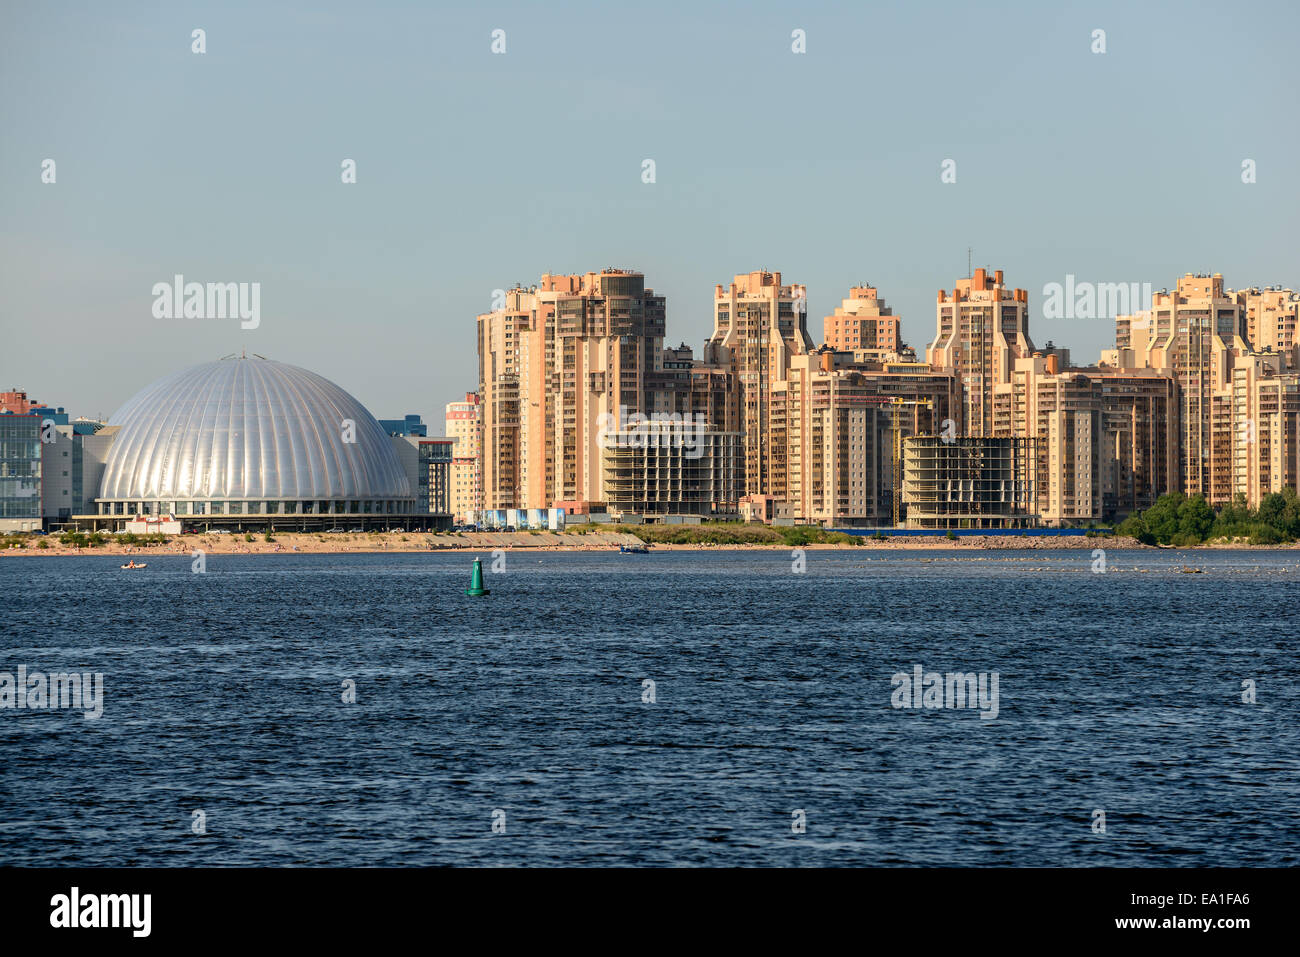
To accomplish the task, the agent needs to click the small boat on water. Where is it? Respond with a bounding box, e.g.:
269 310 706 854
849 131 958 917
120 561 147 570
619 543 649 554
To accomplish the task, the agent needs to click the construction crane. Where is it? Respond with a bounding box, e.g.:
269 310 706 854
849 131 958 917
889 398 933 528
846 396 935 527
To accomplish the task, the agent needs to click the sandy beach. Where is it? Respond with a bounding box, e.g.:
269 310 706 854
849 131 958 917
0 529 1172 556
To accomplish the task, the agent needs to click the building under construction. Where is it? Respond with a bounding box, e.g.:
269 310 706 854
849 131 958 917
601 424 742 519
901 436 1037 529
771 350 958 526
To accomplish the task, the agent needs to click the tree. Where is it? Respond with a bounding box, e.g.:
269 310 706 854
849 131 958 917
1248 522 1285 545
1116 491 1300 546
1257 492 1286 530
1272 487 1300 538
1117 513 1155 545
1142 493 1183 544
1175 494 1214 544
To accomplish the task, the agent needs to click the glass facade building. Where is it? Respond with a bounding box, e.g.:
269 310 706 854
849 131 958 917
419 438 452 514
0 415 42 528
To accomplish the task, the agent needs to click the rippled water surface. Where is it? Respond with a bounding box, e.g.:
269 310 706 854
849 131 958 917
1 548 1297 866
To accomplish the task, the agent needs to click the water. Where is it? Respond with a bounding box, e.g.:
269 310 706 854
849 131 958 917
1 548 1297 866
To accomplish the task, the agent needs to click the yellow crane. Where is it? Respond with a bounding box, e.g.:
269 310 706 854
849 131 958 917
890 397 933 528
849 395 938 527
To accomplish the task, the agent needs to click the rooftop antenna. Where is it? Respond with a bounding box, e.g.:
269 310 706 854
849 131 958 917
968 247 972 279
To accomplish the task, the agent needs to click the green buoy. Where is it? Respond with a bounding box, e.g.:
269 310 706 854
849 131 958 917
465 556 490 596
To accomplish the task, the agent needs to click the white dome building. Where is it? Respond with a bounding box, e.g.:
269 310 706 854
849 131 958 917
94 356 425 528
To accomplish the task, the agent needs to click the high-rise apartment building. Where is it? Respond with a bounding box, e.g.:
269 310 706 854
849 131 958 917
477 289 530 509
445 392 482 522
1210 353 1300 506
822 285 903 360
704 271 814 496
927 267 1034 438
549 270 673 505
1111 276 1300 510
771 349 957 525
1000 344 1180 525
1149 274 1244 498
478 268 684 511
773 352 888 525
1114 274 1245 498
1032 370 1101 525
1237 287 1300 367
1091 368 1180 518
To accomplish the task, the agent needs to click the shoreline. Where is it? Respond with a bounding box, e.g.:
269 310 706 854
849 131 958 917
2 530 1292 557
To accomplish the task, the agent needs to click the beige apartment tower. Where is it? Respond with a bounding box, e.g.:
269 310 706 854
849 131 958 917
704 270 814 497
822 285 903 360
445 391 482 522
1111 275 1300 508
477 287 547 510
1238 287 1300 367
477 269 681 511
1143 274 1245 498
772 349 957 526
1210 353 1300 506
927 267 1034 439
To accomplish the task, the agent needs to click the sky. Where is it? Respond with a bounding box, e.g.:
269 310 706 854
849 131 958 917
2 0 1297 423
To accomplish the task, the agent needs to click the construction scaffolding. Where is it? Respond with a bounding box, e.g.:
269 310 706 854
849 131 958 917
901 436 1038 529
601 427 743 518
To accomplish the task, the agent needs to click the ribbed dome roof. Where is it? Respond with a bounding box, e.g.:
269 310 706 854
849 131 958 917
97 357 412 502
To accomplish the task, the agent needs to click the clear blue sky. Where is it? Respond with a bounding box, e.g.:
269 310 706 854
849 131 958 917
2 0 1297 422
